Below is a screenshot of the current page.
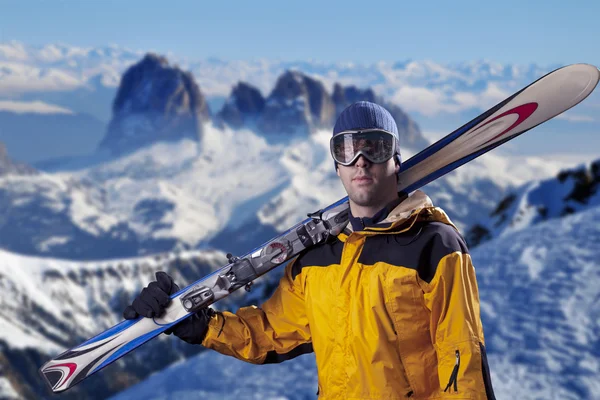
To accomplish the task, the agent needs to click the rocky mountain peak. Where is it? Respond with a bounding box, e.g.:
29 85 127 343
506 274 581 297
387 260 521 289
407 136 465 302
332 83 377 113
99 53 210 155
270 70 307 99
217 82 265 128
557 159 600 205
0 142 37 176
215 71 429 151
256 70 335 135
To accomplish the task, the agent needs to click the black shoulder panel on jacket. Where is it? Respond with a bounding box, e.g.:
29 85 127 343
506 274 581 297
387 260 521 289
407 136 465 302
420 221 469 283
357 221 469 283
263 342 314 364
291 238 344 280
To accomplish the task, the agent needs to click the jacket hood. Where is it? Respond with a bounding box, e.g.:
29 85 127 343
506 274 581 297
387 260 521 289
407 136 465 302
343 190 457 235
381 190 433 224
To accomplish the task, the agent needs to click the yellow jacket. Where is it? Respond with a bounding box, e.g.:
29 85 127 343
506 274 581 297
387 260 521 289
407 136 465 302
202 190 495 399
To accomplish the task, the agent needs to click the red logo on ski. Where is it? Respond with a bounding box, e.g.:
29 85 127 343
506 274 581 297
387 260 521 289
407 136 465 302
475 102 539 145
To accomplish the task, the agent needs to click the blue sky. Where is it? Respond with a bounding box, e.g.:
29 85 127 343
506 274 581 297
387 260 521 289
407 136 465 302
1 0 599 65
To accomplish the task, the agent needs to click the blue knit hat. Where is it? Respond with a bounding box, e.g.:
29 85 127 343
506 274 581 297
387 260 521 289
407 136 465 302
333 101 402 170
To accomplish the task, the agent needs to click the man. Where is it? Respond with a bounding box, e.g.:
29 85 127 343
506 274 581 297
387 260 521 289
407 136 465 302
124 101 496 399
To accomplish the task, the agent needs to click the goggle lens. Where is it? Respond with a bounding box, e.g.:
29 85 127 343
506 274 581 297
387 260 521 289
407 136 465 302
331 130 395 165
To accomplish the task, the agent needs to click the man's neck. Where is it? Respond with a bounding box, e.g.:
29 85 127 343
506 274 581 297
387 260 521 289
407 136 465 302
349 203 384 219
349 193 402 219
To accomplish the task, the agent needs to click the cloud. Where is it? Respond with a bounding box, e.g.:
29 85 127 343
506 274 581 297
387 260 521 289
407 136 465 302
391 86 451 116
390 82 511 117
38 44 66 63
0 42 29 62
481 82 511 107
0 100 74 114
0 62 83 94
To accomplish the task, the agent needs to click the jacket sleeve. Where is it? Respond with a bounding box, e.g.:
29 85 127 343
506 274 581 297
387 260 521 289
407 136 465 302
422 229 496 399
201 257 312 364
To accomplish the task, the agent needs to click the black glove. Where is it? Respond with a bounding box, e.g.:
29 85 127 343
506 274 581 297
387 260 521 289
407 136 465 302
123 271 215 344
123 271 178 319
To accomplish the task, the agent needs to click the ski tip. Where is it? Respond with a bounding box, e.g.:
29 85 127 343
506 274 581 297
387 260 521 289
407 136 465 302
567 63 600 84
547 63 600 89
39 366 61 393
39 361 76 393
562 64 600 104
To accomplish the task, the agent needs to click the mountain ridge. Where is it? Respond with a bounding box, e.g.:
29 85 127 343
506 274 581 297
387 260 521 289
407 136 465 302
466 158 600 246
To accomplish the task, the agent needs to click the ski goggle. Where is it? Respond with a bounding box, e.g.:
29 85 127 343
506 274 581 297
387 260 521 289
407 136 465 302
330 129 397 166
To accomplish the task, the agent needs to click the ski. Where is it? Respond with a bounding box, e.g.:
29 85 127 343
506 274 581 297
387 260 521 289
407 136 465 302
40 63 599 393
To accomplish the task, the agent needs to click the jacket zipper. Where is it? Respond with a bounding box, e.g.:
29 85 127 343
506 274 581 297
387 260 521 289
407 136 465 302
443 350 460 393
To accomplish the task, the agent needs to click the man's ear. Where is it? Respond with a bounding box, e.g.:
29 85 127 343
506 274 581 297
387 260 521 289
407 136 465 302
336 167 340 177
392 157 401 174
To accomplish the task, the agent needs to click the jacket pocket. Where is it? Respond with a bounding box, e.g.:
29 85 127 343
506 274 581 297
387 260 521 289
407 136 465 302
443 349 460 393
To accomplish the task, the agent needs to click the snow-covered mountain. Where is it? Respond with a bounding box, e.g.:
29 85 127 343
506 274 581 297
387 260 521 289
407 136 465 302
95 52 429 157
100 53 211 156
466 158 600 246
111 204 600 400
0 124 291 259
0 113 585 261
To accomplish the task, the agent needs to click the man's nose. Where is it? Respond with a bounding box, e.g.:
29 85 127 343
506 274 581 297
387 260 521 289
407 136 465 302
354 155 371 168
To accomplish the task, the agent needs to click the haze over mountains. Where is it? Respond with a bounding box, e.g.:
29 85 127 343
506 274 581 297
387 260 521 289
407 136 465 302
2 41 598 162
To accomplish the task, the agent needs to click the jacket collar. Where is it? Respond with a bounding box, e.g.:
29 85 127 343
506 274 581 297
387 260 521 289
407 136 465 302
348 192 408 231
345 190 436 233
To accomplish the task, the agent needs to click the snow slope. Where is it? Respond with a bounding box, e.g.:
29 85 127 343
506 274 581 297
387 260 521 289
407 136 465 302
0 246 233 399
0 123 290 259
467 158 600 246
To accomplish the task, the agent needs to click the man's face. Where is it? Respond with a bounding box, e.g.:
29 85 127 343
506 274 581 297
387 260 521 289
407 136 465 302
336 155 399 207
